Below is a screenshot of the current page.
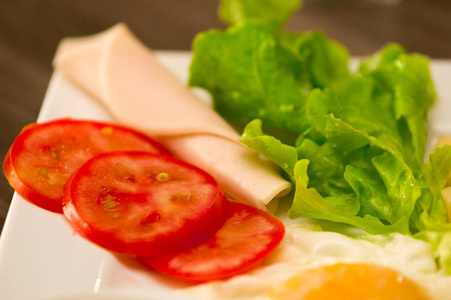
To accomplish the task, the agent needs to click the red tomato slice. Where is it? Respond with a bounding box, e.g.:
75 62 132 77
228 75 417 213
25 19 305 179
3 119 169 213
139 201 285 282
63 151 228 257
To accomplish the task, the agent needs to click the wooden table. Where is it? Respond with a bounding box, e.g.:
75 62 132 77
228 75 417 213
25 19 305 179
1 0 450 233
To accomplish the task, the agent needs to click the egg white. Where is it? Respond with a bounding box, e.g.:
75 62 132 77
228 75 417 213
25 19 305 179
180 224 451 300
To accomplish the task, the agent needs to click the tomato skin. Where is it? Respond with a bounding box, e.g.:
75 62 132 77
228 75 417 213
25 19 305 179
139 201 285 282
63 151 229 257
4 119 169 213
4 148 57 210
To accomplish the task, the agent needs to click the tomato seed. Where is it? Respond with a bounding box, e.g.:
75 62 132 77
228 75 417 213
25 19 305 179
100 127 113 135
103 200 119 211
37 167 49 178
156 172 170 182
111 212 121 218
51 149 59 159
99 194 120 211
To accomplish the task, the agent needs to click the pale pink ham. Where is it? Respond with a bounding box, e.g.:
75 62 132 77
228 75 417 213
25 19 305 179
53 23 291 210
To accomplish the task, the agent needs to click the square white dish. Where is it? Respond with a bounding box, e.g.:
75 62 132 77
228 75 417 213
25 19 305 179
0 51 450 300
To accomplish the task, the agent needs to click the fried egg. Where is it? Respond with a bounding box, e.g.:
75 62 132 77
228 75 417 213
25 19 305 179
181 224 451 300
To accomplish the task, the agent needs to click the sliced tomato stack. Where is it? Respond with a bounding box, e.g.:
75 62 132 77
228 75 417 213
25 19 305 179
3 118 285 282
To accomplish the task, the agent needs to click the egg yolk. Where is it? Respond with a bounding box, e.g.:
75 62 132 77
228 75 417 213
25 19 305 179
269 263 431 300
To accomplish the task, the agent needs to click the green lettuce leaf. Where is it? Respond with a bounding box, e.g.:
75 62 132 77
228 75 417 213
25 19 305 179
297 138 351 196
412 145 451 232
358 44 436 168
240 120 419 235
277 30 350 88
190 22 312 133
240 119 298 179
219 0 301 31
288 159 409 234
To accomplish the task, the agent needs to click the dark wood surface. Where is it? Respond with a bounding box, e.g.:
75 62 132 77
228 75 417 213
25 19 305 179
1 0 451 234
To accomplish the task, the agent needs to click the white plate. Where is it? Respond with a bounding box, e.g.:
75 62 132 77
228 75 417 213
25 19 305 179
0 52 450 300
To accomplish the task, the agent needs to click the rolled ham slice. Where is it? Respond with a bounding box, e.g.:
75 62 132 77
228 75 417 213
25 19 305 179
53 23 291 210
